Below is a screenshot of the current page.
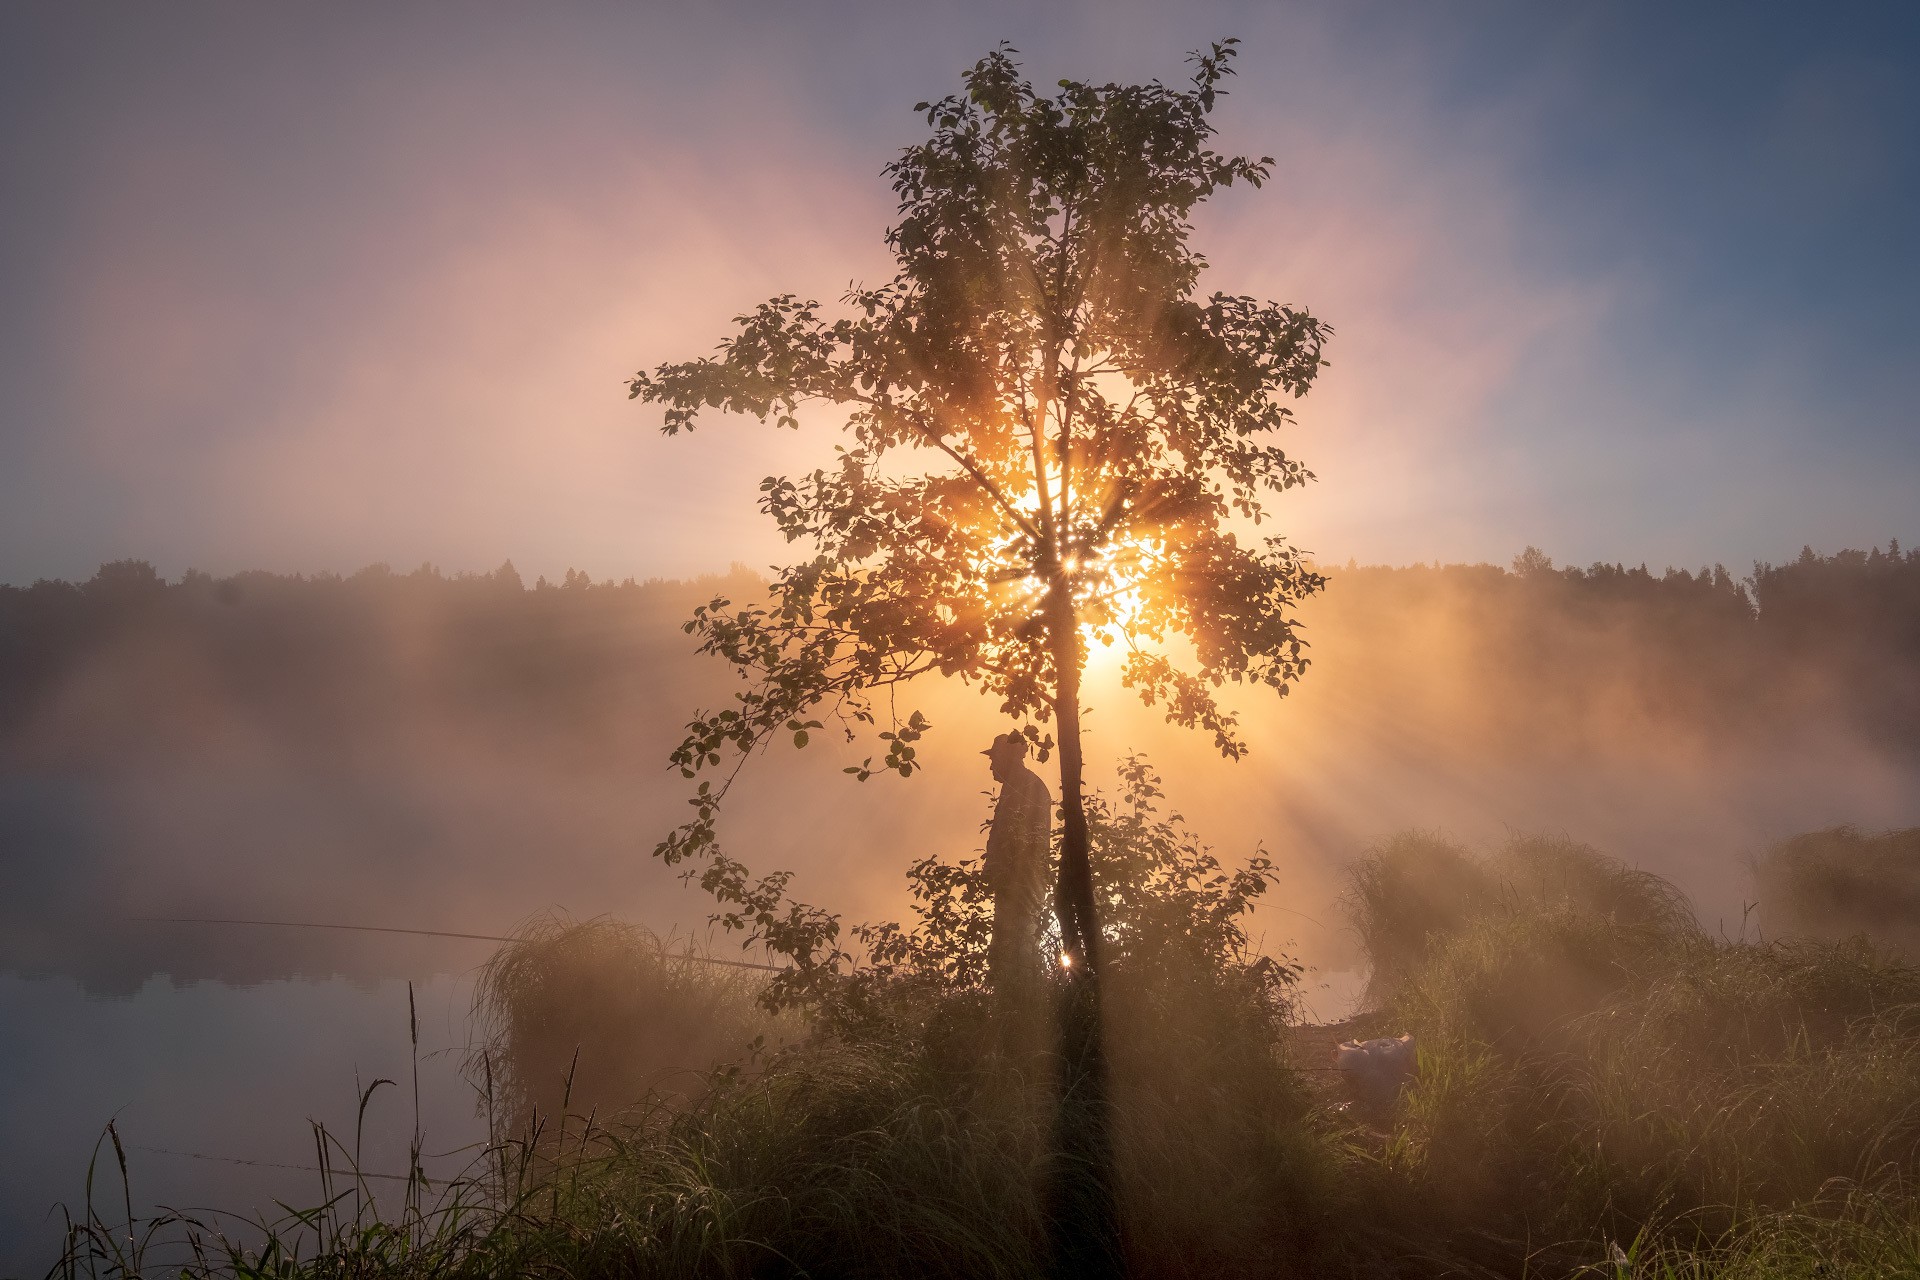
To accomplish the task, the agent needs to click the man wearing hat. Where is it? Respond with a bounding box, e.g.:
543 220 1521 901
981 732 1055 1010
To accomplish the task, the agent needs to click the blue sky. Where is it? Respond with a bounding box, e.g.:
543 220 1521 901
1 1 1915 585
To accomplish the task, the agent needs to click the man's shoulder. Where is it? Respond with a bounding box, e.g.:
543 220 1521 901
1011 767 1052 805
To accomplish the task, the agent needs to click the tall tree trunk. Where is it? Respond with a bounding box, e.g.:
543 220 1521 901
1045 580 1122 1277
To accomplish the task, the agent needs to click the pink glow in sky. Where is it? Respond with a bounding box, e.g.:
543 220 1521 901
3 2 1915 585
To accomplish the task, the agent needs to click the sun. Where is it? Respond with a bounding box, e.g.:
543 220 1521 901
1075 537 1160 676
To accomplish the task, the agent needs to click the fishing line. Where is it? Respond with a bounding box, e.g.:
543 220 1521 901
128 916 788 972
128 1143 448 1186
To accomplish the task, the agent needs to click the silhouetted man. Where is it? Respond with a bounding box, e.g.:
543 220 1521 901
982 732 1054 1008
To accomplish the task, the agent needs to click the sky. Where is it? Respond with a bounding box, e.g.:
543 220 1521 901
2 1 1916 587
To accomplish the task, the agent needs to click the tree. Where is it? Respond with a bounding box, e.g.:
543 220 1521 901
631 40 1329 1273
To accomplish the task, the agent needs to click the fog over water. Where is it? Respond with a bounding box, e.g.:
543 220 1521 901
1 547 1917 1267
4 549 1915 989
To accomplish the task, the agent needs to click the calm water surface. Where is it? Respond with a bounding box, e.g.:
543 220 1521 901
0 962 489 1277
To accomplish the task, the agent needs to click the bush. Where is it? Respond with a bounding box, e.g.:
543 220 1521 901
1756 826 1920 960
470 913 777 1135
1345 831 1698 1005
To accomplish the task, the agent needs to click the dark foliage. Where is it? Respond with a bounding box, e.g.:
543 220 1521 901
0 558 762 768
5 542 1916 780
1756 825 1920 960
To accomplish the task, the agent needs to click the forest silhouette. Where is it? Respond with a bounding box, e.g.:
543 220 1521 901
7 542 1916 766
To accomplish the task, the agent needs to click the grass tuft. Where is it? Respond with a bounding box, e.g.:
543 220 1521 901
468 912 778 1135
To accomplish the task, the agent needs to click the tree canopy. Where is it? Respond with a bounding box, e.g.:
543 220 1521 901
631 41 1331 984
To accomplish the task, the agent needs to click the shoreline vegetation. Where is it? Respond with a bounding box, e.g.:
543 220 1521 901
16 540 1920 1275
49 804 1920 1279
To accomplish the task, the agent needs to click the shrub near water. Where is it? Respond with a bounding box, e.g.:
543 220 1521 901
470 913 777 1135
1755 826 1920 960
1345 831 1696 1006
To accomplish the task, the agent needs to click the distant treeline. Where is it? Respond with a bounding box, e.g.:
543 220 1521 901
0 559 763 771
1309 542 1920 758
3 545 1920 759
2 543 1917 765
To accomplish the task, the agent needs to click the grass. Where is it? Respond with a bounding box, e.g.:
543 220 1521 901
48 829 1920 1279
1582 1187 1920 1280
1351 832 1920 1273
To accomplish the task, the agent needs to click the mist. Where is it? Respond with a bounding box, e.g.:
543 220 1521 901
4 543 1913 1000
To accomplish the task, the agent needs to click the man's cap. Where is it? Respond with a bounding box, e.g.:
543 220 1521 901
981 732 1028 759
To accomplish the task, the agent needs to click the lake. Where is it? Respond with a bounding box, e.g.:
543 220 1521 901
0 939 491 1277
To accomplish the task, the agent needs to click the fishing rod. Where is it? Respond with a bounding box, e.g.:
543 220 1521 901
130 915 789 972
